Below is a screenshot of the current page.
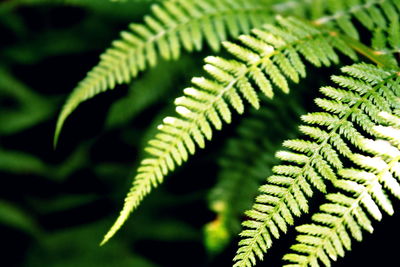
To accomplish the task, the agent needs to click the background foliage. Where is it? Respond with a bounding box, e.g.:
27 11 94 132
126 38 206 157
0 1 399 266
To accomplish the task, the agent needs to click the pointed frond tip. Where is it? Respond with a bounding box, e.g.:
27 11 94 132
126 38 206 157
101 172 153 245
53 0 273 145
234 63 400 267
101 17 357 245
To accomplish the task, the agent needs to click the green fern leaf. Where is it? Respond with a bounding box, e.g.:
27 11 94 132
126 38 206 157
236 63 400 267
54 0 273 145
286 138 400 265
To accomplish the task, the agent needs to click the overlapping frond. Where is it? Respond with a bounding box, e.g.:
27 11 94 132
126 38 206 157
306 0 400 68
312 0 400 39
283 65 400 267
54 0 272 144
205 95 304 253
371 10 400 62
234 63 400 267
101 16 357 245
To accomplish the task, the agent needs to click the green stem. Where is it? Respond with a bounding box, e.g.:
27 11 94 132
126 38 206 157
338 34 397 69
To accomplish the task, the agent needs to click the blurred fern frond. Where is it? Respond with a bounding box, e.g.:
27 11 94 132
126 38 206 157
0 67 55 135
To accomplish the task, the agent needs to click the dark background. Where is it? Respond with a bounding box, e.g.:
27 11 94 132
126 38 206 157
0 2 399 267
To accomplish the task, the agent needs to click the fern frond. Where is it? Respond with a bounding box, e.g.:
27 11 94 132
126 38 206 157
101 16 357 245
234 63 399 267
285 156 400 266
54 0 273 144
205 95 304 253
284 75 400 266
283 68 400 266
